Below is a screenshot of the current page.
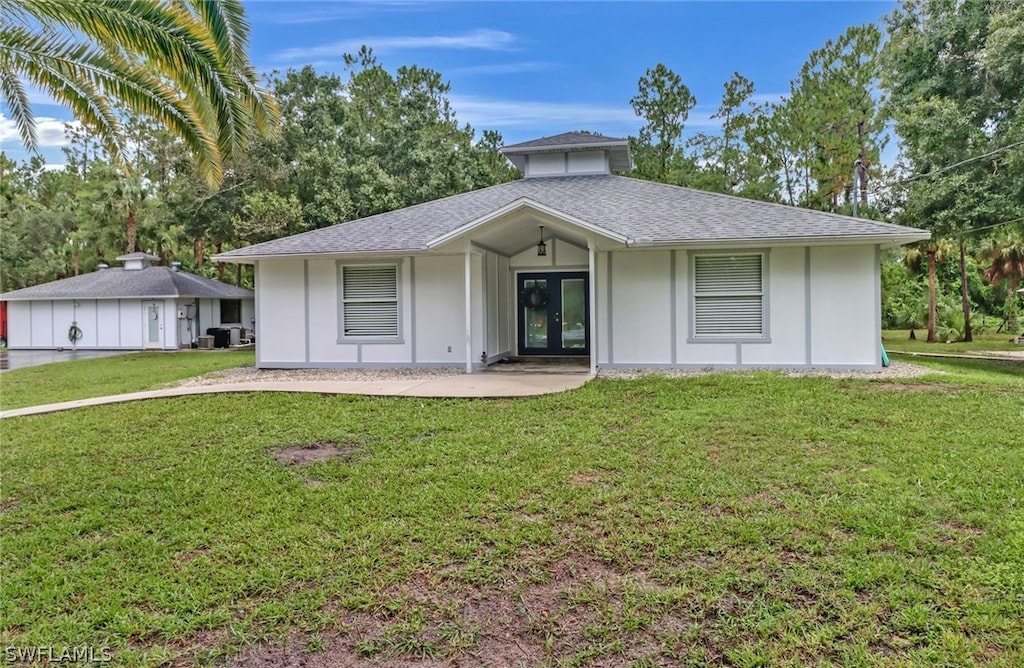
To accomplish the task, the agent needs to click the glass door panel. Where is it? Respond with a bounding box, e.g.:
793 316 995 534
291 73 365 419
560 279 586 350
522 278 548 349
148 304 160 343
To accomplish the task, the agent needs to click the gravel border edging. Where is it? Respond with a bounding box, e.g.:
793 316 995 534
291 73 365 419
175 360 940 388
596 360 938 380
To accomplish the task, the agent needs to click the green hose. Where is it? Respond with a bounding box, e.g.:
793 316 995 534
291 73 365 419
68 322 83 344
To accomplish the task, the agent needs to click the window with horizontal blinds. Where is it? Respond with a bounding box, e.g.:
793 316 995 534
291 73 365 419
693 254 764 337
341 265 399 337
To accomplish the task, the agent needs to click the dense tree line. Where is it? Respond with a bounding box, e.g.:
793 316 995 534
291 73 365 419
1 49 517 291
625 0 1022 338
2 0 1021 339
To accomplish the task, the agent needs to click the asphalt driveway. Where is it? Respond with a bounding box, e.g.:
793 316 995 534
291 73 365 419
0 349 130 372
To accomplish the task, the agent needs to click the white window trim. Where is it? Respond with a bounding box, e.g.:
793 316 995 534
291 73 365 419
336 261 404 343
687 250 771 344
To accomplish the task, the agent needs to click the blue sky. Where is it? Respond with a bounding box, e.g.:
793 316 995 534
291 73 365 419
0 0 897 167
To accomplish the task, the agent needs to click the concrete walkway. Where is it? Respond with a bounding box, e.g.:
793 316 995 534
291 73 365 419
0 374 592 419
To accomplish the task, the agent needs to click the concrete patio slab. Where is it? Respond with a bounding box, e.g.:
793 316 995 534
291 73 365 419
0 349 130 372
0 373 591 419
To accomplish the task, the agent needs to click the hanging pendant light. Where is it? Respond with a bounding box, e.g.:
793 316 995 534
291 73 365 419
536 225 547 256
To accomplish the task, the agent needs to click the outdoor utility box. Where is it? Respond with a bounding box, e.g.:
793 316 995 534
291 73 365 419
206 327 231 348
197 335 215 350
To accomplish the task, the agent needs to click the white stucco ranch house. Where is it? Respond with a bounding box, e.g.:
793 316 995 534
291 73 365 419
214 132 930 373
0 253 254 350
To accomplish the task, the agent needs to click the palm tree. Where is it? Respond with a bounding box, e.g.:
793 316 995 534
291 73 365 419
979 231 1024 333
0 0 278 188
904 238 951 343
101 176 145 254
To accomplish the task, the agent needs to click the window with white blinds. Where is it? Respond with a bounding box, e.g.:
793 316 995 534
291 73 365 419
340 265 399 338
693 254 765 338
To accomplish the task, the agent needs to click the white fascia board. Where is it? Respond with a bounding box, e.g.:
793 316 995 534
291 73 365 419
501 141 629 154
633 231 931 251
212 248 436 263
1 294 186 301
426 197 629 249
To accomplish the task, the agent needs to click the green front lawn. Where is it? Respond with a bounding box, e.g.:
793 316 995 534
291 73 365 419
2 357 1022 666
0 349 254 410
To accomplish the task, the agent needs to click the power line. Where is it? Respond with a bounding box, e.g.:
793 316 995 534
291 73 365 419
868 138 1024 195
954 216 1024 237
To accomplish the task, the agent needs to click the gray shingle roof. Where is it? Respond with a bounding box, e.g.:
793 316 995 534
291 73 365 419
0 266 254 301
216 175 929 260
501 132 628 151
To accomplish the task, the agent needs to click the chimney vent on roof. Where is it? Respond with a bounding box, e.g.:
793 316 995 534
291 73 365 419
171 262 182 272
499 131 633 177
97 263 109 270
116 252 158 271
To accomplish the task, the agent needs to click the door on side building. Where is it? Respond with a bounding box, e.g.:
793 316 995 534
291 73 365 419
143 301 162 349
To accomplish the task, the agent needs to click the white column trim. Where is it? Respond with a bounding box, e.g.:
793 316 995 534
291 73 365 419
464 249 473 374
588 240 597 375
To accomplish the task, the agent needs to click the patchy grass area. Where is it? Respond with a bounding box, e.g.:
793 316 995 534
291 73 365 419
883 328 1024 354
0 349 254 410
2 359 1022 666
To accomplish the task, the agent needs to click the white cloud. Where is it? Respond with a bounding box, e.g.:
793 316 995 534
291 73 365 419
0 114 80 148
450 61 558 76
273 28 516 62
449 95 638 133
24 85 60 107
266 0 435 24
683 109 724 130
750 92 788 106
447 95 722 134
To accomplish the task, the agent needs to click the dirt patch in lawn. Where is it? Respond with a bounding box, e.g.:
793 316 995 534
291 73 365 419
868 381 962 394
568 472 611 488
228 554 684 667
273 442 358 467
938 519 985 547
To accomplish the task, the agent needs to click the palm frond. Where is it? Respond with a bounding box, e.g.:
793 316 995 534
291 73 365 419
182 0 280 150
0 24 124 159
185 0 250 68
2 0 278 186
2 23 221 181
0 63 36 149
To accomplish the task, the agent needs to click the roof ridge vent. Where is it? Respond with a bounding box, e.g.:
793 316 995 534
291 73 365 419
116 251 159 271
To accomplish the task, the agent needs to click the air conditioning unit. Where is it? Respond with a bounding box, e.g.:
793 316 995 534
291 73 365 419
197 335 215 350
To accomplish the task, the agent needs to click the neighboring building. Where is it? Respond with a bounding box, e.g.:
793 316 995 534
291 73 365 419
215 132 930 372
0 253 254 350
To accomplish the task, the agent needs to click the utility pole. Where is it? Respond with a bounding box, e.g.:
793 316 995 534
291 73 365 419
856 118 868 207
852 159 862 218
